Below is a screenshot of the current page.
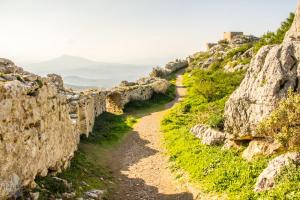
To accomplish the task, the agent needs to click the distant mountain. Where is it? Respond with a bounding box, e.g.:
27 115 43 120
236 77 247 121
23 55 154 88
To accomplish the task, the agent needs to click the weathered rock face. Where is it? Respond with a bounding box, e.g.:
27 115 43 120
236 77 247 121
285 1 300 42
225 0 300 141
69 90 107 136
224 1 300 161
0 58 171 198
254 152 300 192
224 41 300 140
190 124 226 146
0 63 79 197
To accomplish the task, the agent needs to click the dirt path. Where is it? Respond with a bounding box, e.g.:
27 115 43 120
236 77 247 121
107 72 198 200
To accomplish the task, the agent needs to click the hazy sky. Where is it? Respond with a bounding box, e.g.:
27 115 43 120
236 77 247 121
0 0 298 65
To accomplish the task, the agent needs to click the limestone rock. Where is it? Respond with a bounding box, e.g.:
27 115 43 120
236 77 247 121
190 124 226 146
222 139 242 150
285 1 300 42
242 47 255 59
224 42 300 140
231 35 259 45
254 152 300 192
165 59 188 72
119 80 136 87
62 192 76 199
47 74 64 90
84 189 104 199
242 139 282 161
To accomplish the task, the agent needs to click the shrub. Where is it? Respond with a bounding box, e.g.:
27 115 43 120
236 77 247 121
218 39 229 45
257 90 300 150
190 69 244 103
149 67 166 78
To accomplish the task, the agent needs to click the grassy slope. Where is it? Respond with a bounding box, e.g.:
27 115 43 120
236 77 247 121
161 69 300 199
160 13 298 200
33 73 177 199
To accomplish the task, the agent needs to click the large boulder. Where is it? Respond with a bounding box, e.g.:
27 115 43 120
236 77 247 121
190 124 226 146
224 0 300 141
224 42 300 140
254 152 300 192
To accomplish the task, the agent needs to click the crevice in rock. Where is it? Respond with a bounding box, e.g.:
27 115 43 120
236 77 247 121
290 54 297 71
279 79 289 91
294 77 299 92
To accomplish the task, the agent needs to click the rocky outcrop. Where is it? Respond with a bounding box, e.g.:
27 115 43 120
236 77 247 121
150 59 188 78
254 152 300 192
190 124 226 146
285 1 300 42
231 35 259 45
242 139 281 161
224 1 300 161
188 35 257 72
0 58 171 198
224 41 300 140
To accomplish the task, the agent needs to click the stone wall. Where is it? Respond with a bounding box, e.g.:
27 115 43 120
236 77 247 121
0 58 170 198
0 62 79 197
150 59 188 78
106 77 169 113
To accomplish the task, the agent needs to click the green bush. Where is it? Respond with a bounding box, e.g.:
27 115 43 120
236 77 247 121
258 90 300 150
190 69 244 103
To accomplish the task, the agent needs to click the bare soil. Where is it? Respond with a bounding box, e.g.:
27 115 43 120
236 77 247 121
102 72 205 200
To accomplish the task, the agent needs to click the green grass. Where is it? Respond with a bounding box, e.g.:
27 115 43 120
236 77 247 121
82 112 137 147
161 68 292 199
32 80 177 199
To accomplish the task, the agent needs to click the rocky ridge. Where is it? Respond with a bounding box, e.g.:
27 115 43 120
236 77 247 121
0 58 185 198
187 34 258 73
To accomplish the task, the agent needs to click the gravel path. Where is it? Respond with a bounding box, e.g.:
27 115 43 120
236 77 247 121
107 72 198 200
